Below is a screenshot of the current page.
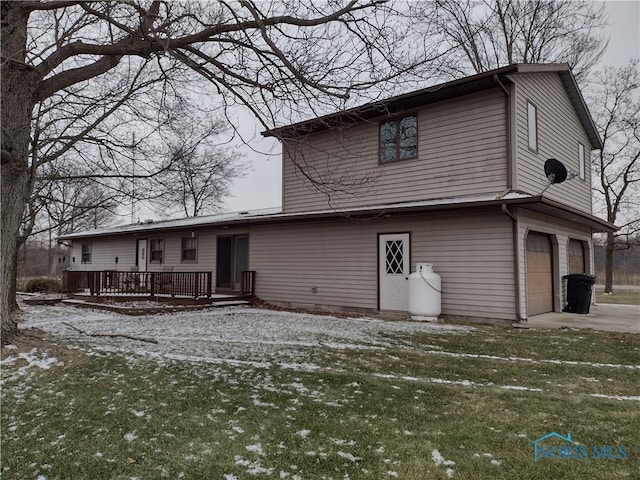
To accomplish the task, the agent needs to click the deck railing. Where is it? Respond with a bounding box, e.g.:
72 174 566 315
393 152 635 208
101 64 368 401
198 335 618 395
63 270 256 298
241 270 256 296
62 270 256 298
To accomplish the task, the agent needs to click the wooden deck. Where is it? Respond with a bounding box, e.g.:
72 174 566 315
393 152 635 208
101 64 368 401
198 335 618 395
63 270 256 299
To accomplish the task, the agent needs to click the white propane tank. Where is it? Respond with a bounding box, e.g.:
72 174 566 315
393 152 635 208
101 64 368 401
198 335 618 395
408 263 442 321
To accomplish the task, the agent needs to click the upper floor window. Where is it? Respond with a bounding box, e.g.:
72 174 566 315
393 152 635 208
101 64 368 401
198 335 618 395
181 237 197 262
578 143 586 180
81 243 92 263
379 115 417 163
150 239 164 263
527 102 538 151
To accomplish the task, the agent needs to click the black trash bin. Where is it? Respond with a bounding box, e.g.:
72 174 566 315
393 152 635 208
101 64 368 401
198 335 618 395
563 274 597 314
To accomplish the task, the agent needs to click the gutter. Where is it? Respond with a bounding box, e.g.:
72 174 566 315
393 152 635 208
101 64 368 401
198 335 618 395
501 203 524 322
58 194 616 241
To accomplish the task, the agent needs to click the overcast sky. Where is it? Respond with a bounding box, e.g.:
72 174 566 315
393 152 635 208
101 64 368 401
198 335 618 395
212 1 640 215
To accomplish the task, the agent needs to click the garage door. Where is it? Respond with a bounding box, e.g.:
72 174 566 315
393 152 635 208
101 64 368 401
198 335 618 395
526 231 553 316
568 239 586 274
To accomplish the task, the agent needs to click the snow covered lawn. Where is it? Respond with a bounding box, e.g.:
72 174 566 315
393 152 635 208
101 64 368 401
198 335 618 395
2 303 639 479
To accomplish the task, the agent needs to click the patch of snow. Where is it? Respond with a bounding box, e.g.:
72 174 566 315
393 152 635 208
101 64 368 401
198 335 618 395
123 432 138 442
500 385 543 392
296 429 311 438
431 449 456 467
1 348 61 379
18 304 471 374
426 349 640 370
336 451 361 462
491 459 502 466
446 468 455 478
386 472 399 478
245 443 264 456
590 393 640 401
331 438 356 446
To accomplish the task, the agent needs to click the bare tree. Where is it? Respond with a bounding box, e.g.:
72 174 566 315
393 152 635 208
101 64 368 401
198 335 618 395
417 0 608 82
1 1 440 341
150 120 247 217
588 61 640 293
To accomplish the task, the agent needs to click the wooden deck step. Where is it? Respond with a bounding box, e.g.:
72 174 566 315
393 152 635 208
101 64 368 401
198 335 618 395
61 299 250 316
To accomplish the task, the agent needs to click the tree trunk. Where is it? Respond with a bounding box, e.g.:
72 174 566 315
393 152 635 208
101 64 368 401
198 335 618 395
604 231 615 294
1 3 37 343
10 243 19 310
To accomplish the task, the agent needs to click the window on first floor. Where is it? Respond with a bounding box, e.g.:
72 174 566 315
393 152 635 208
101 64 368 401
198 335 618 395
578 143 586 180
379 114 418 163
81 243 92 263
181 237 197 262
150 239 164 263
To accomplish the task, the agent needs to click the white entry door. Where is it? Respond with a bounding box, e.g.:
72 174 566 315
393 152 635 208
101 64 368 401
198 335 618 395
379 233 410 311
136 239 147 272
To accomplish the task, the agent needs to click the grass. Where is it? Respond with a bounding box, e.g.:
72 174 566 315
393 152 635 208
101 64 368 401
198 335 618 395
2 326 639 479
595 289 640 305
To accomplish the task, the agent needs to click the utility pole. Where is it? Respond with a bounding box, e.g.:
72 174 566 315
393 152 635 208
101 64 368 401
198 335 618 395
131 132 136 224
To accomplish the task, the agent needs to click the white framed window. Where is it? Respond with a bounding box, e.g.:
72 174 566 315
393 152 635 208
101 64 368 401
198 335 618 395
181 237 197 262
81 243 92 263
527 102 538 152
578 143 585 180
150 238 164 263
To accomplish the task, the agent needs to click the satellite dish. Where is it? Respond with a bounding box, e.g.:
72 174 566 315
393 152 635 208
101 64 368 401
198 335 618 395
544 158 568 184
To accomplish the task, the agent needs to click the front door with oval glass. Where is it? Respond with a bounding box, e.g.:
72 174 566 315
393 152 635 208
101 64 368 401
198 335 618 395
379 233 410 311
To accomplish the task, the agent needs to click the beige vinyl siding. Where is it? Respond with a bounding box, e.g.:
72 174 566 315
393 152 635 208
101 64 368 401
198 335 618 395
513 73 592 213
283 89 508 213
250 209 516 320
517 209 593 319
70 237 135 271
152 231 217 272
68 210 516 320
70 231 219 273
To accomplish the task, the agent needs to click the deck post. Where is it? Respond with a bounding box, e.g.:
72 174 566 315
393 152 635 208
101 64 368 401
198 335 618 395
206 272 212 297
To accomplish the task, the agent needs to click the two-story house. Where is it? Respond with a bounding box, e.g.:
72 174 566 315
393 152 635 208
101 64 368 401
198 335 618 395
60 64 615 322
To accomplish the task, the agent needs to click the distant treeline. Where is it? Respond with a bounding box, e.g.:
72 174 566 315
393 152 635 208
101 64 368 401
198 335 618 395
594 243 640 285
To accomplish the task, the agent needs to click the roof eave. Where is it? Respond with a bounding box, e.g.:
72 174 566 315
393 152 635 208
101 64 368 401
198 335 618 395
59 193 616 241
262 63 603 151
524 197 616 232
262 64 522 138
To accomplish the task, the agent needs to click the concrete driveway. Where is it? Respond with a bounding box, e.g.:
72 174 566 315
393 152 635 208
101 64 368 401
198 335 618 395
522 304 639 334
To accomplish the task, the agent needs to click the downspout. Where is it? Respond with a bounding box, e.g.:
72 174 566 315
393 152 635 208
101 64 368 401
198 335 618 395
493 74 513 191
495 73 524 322
502 204 524 322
